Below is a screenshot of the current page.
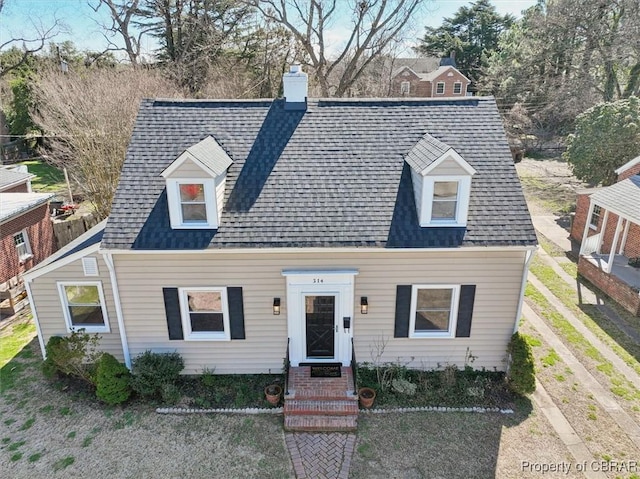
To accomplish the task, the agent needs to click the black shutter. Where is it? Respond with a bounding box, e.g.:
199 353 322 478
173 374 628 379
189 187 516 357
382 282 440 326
394 285 412 338
455 285 476 338
227 287 245 340
163 288 183 340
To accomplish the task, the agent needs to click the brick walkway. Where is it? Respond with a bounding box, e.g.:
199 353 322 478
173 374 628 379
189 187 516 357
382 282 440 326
285 432 356 479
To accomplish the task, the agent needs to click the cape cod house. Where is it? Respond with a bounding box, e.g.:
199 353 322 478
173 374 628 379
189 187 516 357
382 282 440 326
24 66 536 384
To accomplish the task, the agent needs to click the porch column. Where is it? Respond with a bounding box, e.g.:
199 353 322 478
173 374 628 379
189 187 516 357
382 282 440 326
619 219 631 254
597 209 610 255
607 216 624 274
580 200 596 255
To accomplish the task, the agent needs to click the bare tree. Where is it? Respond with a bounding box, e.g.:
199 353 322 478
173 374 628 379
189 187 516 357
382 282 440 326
32 68 182 219
248 0 424 97
90 0 152 65
0 1 64 77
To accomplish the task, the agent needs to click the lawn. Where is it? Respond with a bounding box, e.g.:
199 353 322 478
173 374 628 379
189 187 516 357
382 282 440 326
0 313 36 369
18 159 66 193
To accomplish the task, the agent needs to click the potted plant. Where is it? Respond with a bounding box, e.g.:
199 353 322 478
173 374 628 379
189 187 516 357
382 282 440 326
358 387 376 408
628 257 640 269
264 384 282 405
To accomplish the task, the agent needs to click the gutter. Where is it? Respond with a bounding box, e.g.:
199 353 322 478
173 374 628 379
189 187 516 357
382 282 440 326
513 247 537 333
102 252 131 369
24 279 47 359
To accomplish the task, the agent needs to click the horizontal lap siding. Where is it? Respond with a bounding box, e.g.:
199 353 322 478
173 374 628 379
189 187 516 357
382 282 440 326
114 250 527 374
29 256 124 361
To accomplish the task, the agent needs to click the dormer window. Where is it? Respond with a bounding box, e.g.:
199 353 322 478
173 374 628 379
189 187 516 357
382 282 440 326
161 136 233 230
432 181 458 220
405 134 476 228
180 183 207 223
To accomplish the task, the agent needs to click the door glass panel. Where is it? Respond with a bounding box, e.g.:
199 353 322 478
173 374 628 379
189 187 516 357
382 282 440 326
305 295 335 358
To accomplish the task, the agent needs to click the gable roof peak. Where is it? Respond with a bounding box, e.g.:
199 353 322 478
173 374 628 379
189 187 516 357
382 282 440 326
405 133 476 176
161 135 233 178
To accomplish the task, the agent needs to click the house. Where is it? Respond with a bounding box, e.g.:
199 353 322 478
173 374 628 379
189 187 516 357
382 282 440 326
390 56 471 98
24 66 536 379
1 167 55 317
570 156 640 316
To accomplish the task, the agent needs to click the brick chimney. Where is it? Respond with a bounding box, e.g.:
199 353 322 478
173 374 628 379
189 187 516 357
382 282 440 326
283 64 307 110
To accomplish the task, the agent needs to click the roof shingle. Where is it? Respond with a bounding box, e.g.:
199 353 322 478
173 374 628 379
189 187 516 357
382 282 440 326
102 97 536 250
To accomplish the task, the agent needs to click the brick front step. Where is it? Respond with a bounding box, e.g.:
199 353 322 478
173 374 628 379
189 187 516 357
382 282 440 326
284 399 359 416
290 388 358 400
284 414 358 432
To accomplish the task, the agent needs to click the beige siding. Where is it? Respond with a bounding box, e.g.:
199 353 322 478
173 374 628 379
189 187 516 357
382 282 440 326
429 156 469 176
29 255 124 361
169 158 210 178
114 250 528 374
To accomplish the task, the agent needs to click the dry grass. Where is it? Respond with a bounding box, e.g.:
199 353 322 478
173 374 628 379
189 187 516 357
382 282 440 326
0 340 292 479
350 405 583 479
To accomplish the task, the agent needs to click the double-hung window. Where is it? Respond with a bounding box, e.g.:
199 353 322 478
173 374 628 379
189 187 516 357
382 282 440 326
410 285 459 338
431 181 459 221
436 82 445 94
13 230 32 261
166 178 217 229
400 81 410 95
589 205 602 229
453 82 462 94
179 287 230 340
58 282 110 333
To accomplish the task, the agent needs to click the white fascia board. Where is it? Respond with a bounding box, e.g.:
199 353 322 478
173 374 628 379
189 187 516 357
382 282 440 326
421 149 477 176
102 245 537 255
614 155 640 175
161 152 215 178
22 219 107 281
23 243 101 281
0 174 35 192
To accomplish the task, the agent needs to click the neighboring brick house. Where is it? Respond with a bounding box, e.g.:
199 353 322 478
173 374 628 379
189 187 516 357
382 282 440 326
0 168 55 316
571 155 640 316
391 57 471 98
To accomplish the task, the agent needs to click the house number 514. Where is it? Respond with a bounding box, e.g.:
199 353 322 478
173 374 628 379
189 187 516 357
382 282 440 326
313 278 324 283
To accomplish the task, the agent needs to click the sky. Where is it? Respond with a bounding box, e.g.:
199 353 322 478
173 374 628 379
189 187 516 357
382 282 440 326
1 0 538 60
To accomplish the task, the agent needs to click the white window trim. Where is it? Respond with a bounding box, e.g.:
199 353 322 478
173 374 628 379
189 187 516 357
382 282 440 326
453 82 462 94
420 175 471 227
435 82 445 95
178 287 230 341
166 178 218 229
409 284 459 338
57 281 110 333
589 205 601 230
14 229 33 262
400 81 410 95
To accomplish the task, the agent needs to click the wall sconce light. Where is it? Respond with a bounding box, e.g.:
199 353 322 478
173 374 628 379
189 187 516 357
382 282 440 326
273 298 281 315
360 297 368 314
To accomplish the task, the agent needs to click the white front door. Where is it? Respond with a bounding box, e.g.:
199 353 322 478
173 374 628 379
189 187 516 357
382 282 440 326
283 270 357 366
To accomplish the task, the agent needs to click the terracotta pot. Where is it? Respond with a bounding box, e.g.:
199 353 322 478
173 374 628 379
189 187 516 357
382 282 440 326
265 384 282 405
358 387 376 408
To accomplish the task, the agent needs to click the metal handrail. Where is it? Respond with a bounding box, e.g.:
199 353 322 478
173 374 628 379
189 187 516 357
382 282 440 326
284 338 291 396
350 337 358 395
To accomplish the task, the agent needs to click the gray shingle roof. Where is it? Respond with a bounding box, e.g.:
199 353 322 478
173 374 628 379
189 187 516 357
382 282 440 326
0 168 33 191
168 135 233 177
591 175 640 224
404 133 451 172
102 97 536 250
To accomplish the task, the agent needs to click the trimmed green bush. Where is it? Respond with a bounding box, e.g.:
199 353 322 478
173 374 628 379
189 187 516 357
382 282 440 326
42 331 101 385
507 332 536 394
96 353 131 405
130 351 184 399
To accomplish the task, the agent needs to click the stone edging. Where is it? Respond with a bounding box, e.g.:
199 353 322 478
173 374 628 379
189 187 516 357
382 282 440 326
156 406 514 415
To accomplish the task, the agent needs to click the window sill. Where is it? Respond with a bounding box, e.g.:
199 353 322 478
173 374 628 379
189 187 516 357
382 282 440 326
410 332 455 339
19 254 33 264
184 333 230 341
588 224 598 231
69 325 110 334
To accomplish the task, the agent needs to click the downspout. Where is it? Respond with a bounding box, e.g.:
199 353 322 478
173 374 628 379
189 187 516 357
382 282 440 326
24 279 46 359
513 247 537 334
102 252 131 369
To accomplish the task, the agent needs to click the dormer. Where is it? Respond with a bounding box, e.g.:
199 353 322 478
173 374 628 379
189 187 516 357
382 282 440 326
405 134 476 227
161 136 233 229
